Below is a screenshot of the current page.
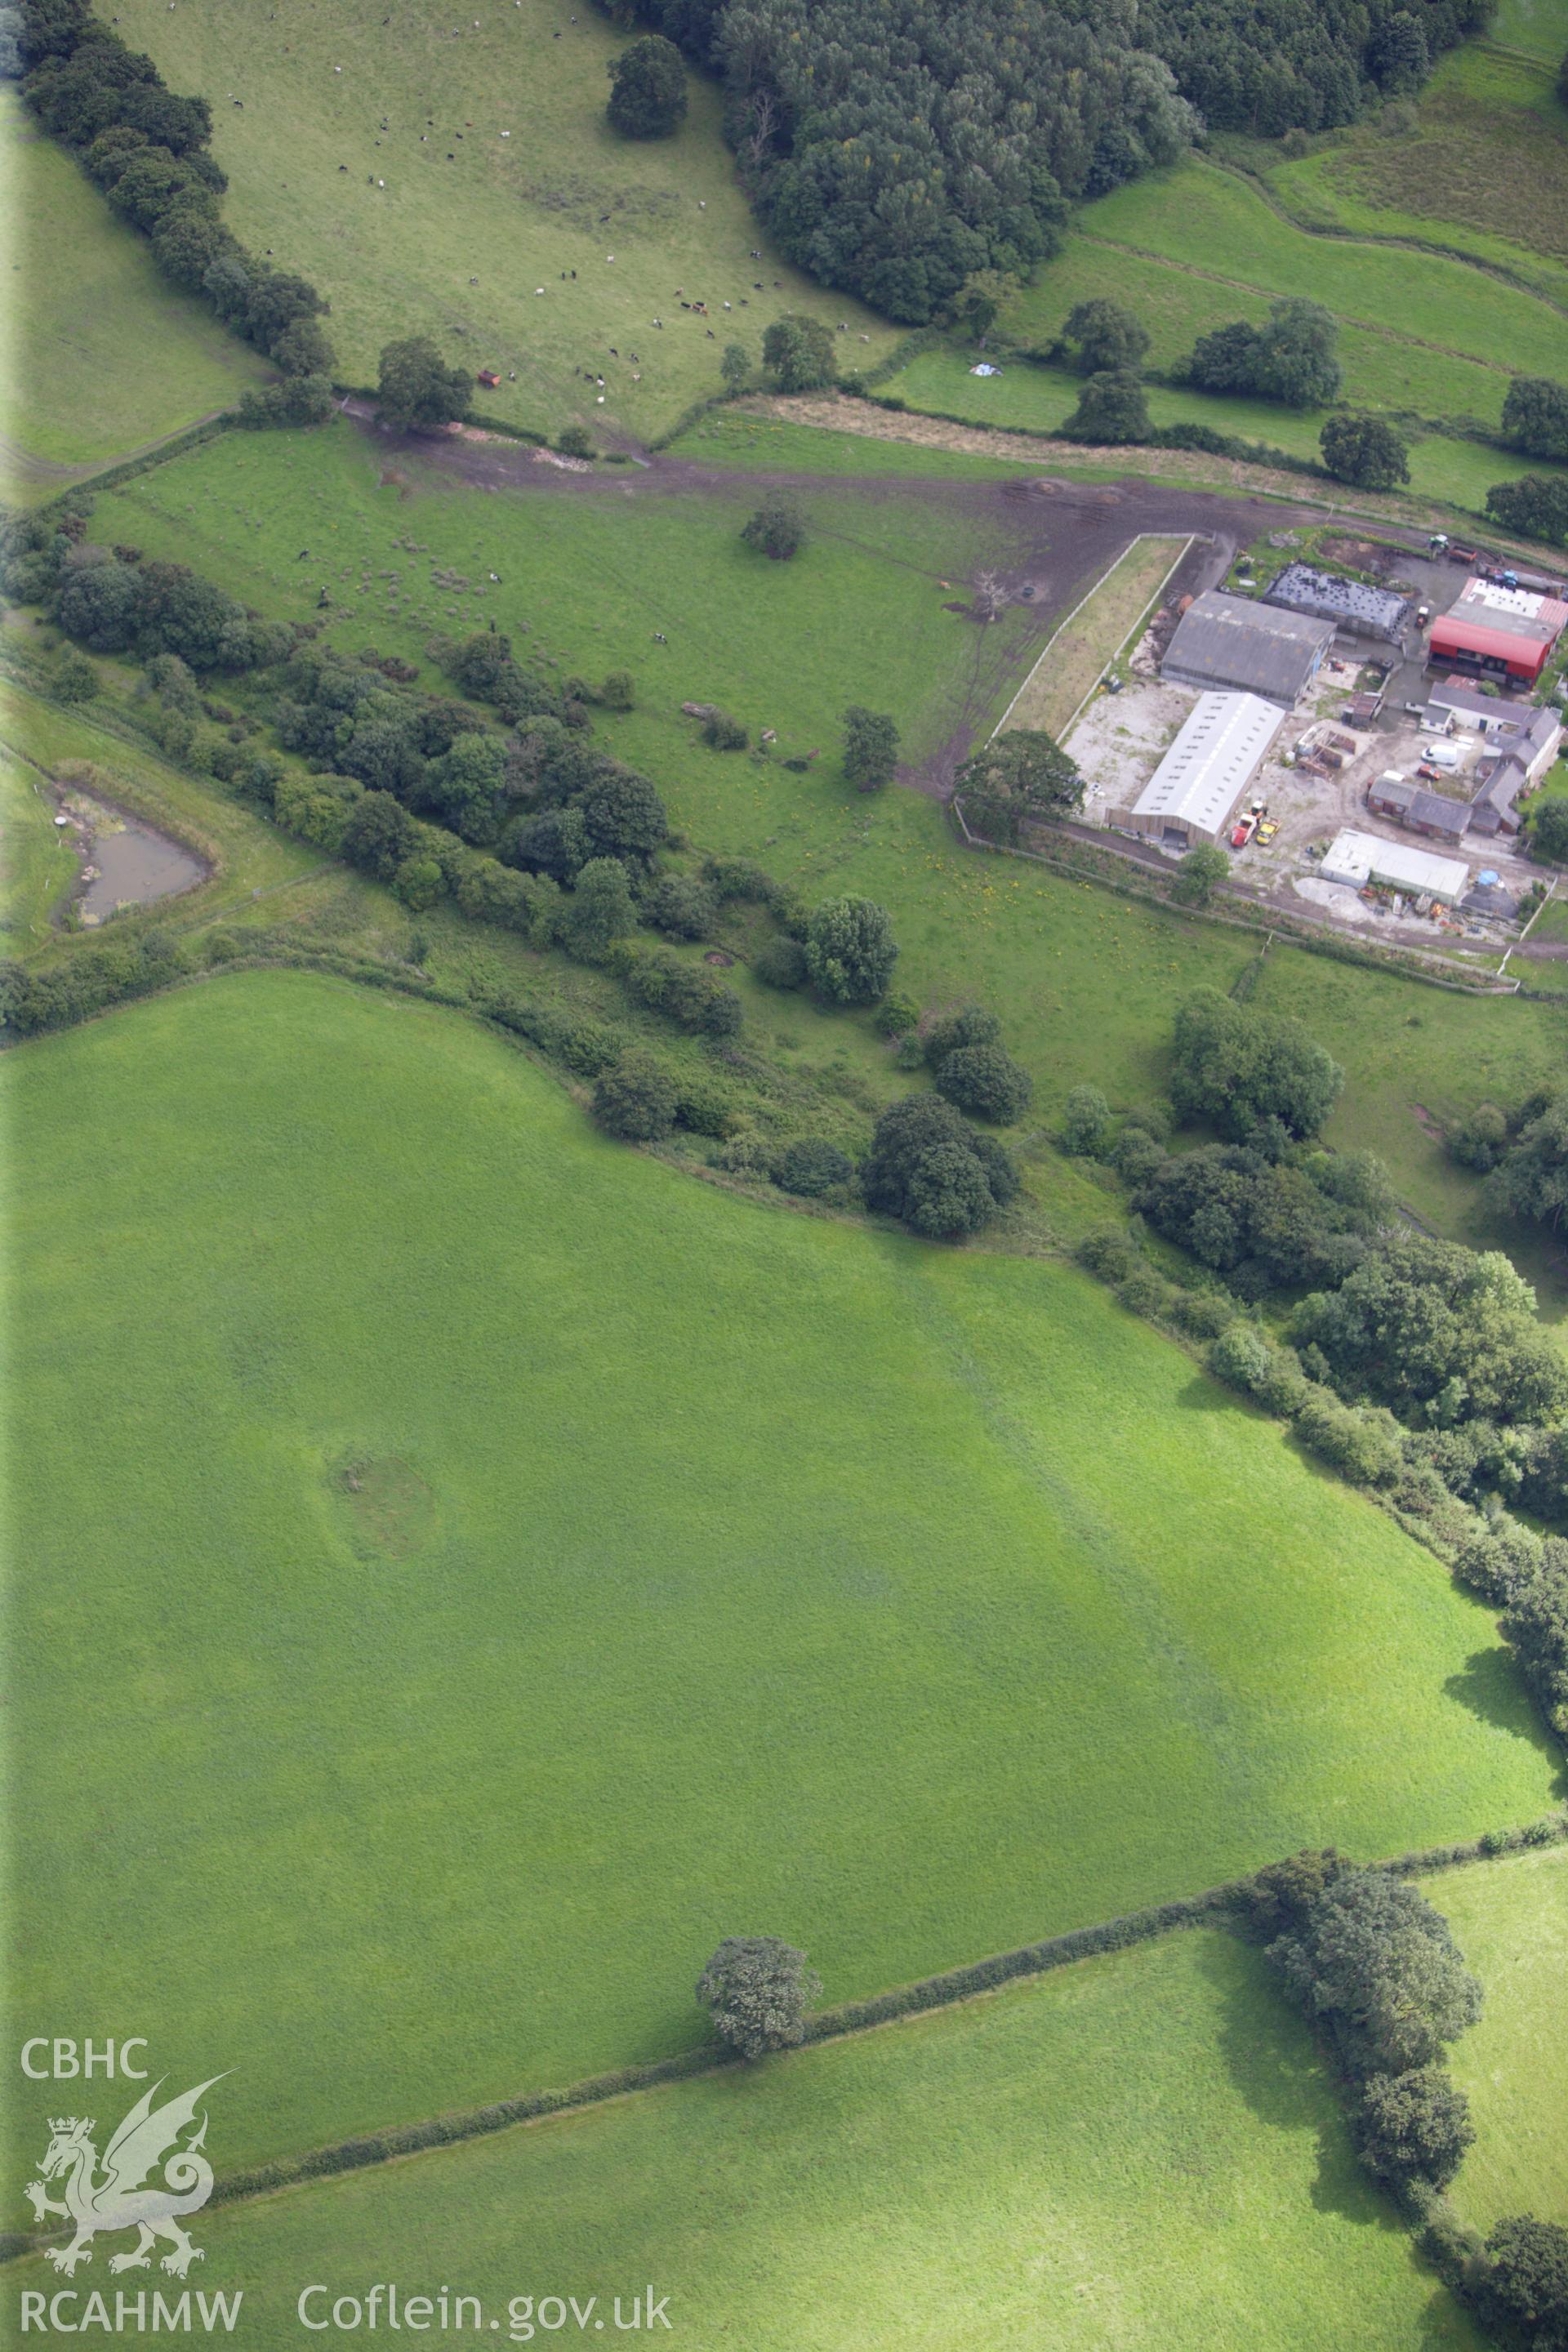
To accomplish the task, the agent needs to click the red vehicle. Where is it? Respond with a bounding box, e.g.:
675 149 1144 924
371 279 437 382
1231 813 1257 849
1416 762 1446 783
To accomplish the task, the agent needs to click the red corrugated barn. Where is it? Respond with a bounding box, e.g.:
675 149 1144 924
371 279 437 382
1427 577 1566 685
1427 616 1551 684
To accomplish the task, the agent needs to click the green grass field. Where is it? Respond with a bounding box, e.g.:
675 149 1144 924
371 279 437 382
84 419 1568 1271
0 734 77 947
1492 0 1568 58
25 1930 1485 2350
1010 158 1568 391
106 0 897 444
0 91 267 503
1424 1846 1568 2231
7 969 1559 2172
871 143 1568 523
881 350 1557 518
1267 51 1568 300
86 417 1042 768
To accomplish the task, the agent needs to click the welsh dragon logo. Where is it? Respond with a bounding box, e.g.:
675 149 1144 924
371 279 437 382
25 2078 225 2278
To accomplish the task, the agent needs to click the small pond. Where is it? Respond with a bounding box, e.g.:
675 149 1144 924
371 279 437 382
60 793 207 923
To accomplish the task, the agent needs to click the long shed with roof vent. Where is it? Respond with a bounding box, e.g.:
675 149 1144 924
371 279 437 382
1111 691 1281 849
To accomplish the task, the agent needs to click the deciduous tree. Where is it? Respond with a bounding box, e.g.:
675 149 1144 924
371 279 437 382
1502 376 1568 463
1061 298 1149 374
592 1049 677 1141
955 729 1080 840
376 336 470 431
1170 842 1231 904
1062 368 1151 443
1487 473 1568 546
606 33 687 137
934 1040 1032 1124
761 314 836 393
804 894 898 1002
742 500 804 560
1352 2067 1474 2189
1320 412 1410 489
841 704 899 791
696 1936 821 2059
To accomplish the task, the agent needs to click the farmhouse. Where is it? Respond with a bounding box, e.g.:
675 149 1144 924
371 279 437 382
1263 562 1412 644
1365 773 1470 843
1469 704 1563 836
1422 679 1532 735
1161 591 1334 705
1111 690 1280 849
1321 828 1468 902
1428 577 1567 688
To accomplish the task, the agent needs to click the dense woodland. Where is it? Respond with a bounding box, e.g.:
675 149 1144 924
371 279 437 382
598 0 1490 319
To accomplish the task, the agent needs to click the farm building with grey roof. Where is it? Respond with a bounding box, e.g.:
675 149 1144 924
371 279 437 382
1160 591 1334 706
1262 562 1413 643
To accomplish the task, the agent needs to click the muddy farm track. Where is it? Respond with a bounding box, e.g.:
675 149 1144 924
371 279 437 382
348 401 1419 792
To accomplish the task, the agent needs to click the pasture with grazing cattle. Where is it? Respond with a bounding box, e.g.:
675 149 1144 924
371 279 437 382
105 0 896 443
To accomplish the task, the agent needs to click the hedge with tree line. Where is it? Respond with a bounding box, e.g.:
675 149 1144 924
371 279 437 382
12 0 338 421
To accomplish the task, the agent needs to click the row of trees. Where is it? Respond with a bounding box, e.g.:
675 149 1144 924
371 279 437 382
5 510 785 1050
1067 997 1568 1529
1044 299 1412 484
11 0 338 425
1038 295 1568 510
595 992 1031 1236
1250 1852 1568 2352
1254 1855 1481 2189
1138 0 1487 136
1187 299 1342 409
681 1863 1568 2350
48 541 296 674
